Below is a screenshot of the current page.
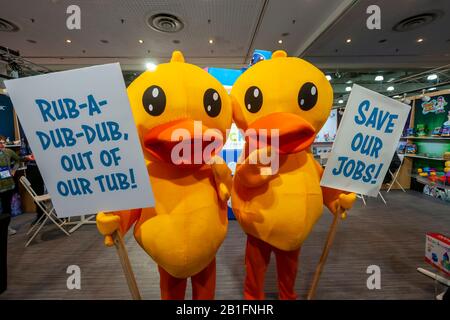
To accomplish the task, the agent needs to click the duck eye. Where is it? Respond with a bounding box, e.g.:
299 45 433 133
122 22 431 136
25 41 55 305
298 82 318 111
142 85 166 116
203 88 221 117
244 86 263 113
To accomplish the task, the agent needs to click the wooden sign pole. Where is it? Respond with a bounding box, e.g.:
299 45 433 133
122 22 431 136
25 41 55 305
307 207 344 300
105 231 142 300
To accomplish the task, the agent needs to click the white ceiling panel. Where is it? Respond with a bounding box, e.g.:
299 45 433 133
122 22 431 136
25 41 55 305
249 0 353 58
1 0 450 72
0 0 265 69
303 0 450 68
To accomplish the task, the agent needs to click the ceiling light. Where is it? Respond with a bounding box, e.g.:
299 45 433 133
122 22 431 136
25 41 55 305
338 99 344 104
428 87 437 91
387 86 395 91
346 38 351 43
325 75 332 81
345 86 352 92
375 75 384 81
278 39 283 44
427 74 438 80
209 39 214 44
416 38 424 43
138 39 144 44
387 77 395 82
393 95 401 98
65 39 72 43
346 80 352 84
145 62 157 71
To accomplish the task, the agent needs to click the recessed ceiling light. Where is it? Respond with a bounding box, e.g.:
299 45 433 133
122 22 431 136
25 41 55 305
375 75 384 81
326 75 332 81
393 95 402 98
387 86 395 91
278 39 283 44
417 38 424 43
428 87 437 91
65 39 72 43
427 74 438 80
145 62 157 71
345 86 352 92
346 38 352 43
338 99 344 104
138 39 144 44
209 39 214 44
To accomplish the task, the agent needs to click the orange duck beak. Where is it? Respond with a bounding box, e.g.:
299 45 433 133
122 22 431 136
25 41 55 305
144 119 223 166
246 112 316 154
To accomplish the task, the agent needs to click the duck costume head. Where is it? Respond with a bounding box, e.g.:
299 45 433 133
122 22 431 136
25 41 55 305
231 50 356 300
96 51 232 300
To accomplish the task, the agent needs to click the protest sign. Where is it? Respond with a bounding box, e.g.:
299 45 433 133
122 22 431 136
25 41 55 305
321 84 410 196
5 63 153 217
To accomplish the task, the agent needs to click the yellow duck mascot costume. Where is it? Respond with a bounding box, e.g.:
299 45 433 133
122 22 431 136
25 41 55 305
231 50 356 300
96 51 232 300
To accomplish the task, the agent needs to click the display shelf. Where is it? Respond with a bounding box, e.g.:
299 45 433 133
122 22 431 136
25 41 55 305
410 173 450 190
5 144 21 148
400 136 450 141
403 154 445 161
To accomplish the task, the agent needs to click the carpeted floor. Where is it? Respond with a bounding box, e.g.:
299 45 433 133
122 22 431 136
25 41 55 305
1 190 448 300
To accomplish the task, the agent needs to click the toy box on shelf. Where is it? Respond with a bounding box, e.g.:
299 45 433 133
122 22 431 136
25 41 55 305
396 90 450 198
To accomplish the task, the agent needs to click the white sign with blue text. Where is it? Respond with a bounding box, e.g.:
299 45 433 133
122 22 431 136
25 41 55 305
5 63 153 217
321 84 410 197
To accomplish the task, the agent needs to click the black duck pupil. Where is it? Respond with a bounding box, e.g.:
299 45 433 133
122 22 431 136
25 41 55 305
203 88 221 117
244 86 263 113
142 85 166 116
298 82 318 111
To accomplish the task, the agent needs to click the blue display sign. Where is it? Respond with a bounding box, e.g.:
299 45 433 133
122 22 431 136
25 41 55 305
0 94 15 141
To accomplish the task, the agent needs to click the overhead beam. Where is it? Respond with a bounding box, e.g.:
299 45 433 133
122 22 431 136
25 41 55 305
295 0 360 58
244 0 270 64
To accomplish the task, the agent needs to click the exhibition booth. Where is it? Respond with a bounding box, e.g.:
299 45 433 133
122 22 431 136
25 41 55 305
0 0 448 305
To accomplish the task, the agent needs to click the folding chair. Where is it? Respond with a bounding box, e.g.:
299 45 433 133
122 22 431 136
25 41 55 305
378 191 387 205
358 192 386 205
319 152 329 167
64 214 96 234
20 176 70 247
357 194 367 206
387 154 406 193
